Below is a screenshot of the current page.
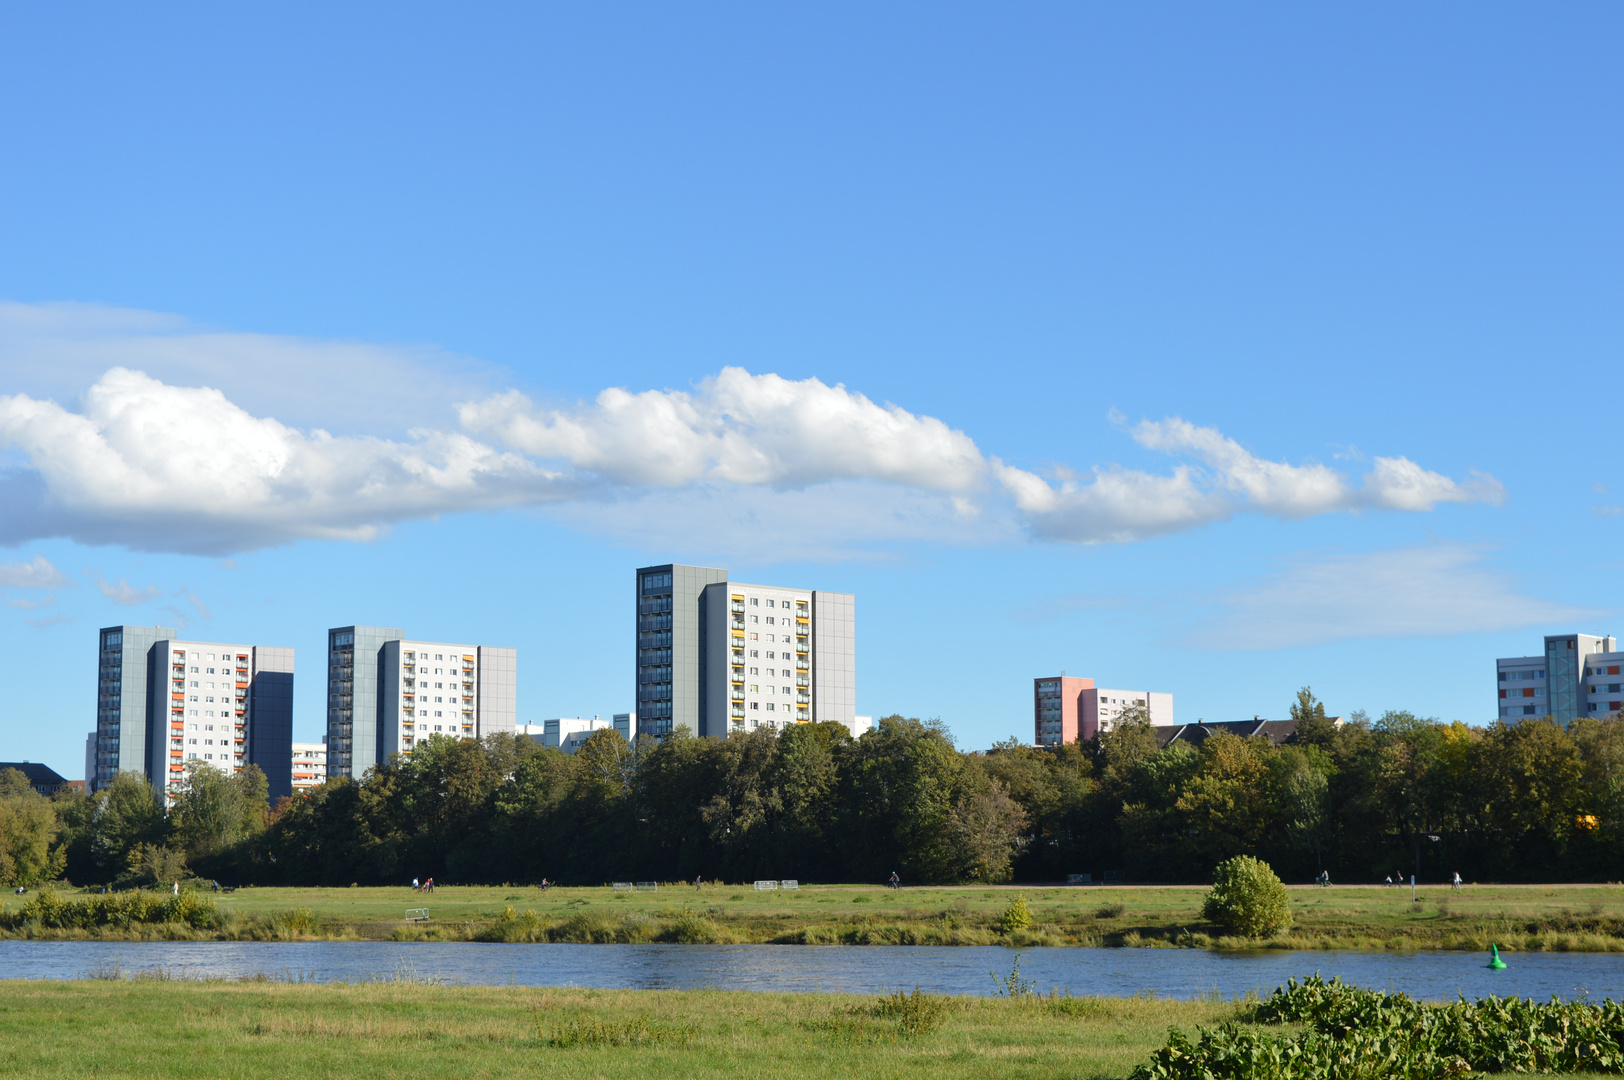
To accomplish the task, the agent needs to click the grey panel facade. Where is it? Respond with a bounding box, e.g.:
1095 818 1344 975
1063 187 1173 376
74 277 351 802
327 625 403 780
636 563 727 738
249 645 295 802
477 646 518 737
93 624 176 792
702 582 733 738
811 592 856 729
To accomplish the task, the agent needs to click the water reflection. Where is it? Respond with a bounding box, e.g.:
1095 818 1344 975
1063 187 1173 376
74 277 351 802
0 941 1618 1001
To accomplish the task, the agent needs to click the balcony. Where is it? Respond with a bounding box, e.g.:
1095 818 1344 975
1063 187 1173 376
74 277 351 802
796 660 808 671
796 694 810 704
731 691 745 701
795 641 808 653
796 677 809 687
731 601 745 613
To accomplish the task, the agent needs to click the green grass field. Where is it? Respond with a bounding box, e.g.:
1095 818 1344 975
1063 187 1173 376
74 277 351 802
0 978 1611 1080
0 978 1294 1080
9 881 1624 950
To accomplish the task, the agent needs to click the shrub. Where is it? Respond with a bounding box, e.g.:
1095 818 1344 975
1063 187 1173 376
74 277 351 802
872 987 950 1038
1201 856 1291 937
1000 893 1032 933
1095 902 1126 919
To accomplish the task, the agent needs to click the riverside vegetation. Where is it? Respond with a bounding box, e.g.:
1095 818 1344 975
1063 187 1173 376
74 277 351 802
10 693 1624 897
2 973 1622 1080
7 880 1624 950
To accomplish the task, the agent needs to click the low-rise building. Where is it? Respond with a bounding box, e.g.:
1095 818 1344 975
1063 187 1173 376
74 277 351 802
0 762 70 796
517 717 617 753
1033 676 1173 746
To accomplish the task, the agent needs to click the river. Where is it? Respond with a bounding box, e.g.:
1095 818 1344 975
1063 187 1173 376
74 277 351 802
2 941 1620 1000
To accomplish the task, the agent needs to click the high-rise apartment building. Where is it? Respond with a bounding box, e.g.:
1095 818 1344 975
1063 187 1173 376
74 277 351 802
1497 633 1620 723
1034 675 1173 747
291 741 327 792
92 626 294 801
635 563 856 738
326 626 517 780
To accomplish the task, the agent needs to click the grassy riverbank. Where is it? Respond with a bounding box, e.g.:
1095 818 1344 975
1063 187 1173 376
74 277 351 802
0 978 1615 1080
0 978 1261 1080
7 882 1624 950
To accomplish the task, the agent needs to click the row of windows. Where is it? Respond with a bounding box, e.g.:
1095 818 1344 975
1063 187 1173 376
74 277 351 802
1587 665 1622 676
746 598 805 609
1500 688 1546 699
748 685 794 695
1500 670 1546 680
749 667 794 677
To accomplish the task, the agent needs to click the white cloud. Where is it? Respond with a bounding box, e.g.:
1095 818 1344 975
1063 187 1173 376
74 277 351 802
86 571 161 606
996 417 1503 544
0 306 1505 557
0 555 67 589
461 367 987 491
1193 544 1598 650
0 368 574 554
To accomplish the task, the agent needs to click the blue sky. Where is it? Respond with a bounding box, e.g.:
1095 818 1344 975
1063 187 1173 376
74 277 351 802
1 4 1620 777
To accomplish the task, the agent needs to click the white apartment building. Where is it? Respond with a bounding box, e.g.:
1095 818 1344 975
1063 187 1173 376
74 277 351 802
291 741 327 792
635 564 856 740
326 626 517 780
1084 688 1174 740
517 716 619 752
1497 633 1620 723
92 625 294 802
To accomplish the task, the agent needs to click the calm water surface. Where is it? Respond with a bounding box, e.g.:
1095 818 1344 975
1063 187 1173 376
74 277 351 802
2 942 1621 1001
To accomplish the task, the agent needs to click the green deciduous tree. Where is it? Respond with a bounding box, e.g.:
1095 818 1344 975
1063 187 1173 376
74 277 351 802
0 777 64 885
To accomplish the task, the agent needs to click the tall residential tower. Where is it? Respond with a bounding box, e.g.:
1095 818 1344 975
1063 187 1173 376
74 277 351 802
635 563 856 738
326 626 517 780
92 626 295 801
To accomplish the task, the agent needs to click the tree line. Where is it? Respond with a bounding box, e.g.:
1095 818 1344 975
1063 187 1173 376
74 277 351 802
4 689 1622 888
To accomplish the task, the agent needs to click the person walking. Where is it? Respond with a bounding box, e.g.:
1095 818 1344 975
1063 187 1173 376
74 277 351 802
694 874 703 891
1452 871 1463 891
412 877 420 891
888 871 900 890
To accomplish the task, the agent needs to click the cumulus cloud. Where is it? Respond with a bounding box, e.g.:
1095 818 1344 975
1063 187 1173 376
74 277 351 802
0 316 1502 557
461 367 987 491
996 417 1504 544
0 368 573 554
0 554 67 589
1193 544 1596 650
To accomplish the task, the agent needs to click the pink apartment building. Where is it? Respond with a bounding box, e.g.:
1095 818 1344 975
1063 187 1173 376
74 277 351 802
1034 676 1174 746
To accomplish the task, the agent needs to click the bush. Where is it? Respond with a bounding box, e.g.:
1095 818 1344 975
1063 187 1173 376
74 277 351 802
1132 975 1624 1079
1 888 221 931
1000 893 1032 933
873 987 950 1038
1201 856 1291 937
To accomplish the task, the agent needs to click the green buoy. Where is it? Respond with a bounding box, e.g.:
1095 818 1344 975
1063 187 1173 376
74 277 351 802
1488 944 1507 970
